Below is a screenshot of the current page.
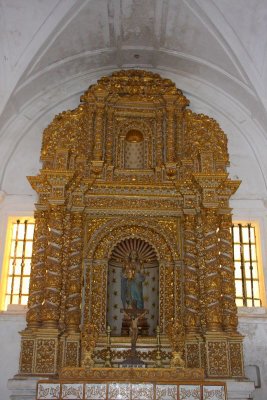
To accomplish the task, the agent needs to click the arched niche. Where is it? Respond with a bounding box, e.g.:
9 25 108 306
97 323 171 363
115 119 154 169
107 237 159 336
124 130 144 169
83 218 180 337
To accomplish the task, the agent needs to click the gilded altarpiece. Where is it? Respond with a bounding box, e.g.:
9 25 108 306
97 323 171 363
19 70 244 380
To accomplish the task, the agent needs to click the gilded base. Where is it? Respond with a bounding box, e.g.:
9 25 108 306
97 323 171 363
59 366 205 382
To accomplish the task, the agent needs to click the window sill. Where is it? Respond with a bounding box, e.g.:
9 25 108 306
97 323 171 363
0 304 27 315
238 306 267 318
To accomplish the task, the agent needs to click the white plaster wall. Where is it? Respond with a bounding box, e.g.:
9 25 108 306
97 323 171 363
0 312 26 400
239 310 267 400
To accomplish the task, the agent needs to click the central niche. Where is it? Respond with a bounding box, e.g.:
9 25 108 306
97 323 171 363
107 237 159 336
124 129 144 169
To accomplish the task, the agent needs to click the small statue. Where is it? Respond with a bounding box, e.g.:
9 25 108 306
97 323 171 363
124 309 148 349
82 350 95 369
170 351 185 368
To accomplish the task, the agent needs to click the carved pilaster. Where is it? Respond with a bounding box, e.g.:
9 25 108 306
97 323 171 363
41 205 64 328
164 98 176 163
203 209 222 331
219 212 238 332
93 99 106 161
90 261 108 333
26 209 48 328
183 213 200 333
156 109 164 167
161 262 175 335
83 105 95 161
105 108 114 165
65 212 84 332
176 110 183 157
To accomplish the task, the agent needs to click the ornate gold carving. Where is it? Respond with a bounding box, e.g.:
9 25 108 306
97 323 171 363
65 212 84 332
183 214 199 333
65 341 79 368
20 339 34 373
229 342 244 377
186 343 201 369
170 352 185 368
59 366 204 381
207 341 229 377
41 206 64 328
26 210 47 327
219 212 238 331
35 339 57 374
202 210 222 331
19 69 243 379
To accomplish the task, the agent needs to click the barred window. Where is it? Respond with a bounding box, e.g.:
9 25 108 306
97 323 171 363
4 219 34 309
232 223 261 307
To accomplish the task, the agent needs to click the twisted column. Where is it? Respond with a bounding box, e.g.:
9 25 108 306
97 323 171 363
41 206 64 328
203 209 222 331
65 212 84 332
59 211 71 329
183 213 200 332
26 210 48 328
219 212 238 332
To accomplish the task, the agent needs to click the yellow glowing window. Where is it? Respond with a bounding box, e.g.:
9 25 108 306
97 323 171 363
232 223 261 307
4 219 34 309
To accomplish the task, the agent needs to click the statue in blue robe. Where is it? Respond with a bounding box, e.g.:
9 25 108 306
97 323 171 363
121 250 145 310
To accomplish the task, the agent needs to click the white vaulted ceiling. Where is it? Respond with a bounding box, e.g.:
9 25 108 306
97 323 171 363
1 0 267 201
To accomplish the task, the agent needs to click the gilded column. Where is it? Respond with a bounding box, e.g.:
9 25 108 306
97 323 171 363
93 98 105 161
219 212 238 332
195 213 206 332
65 212 84 332
59 211 71 329
26 209 48 328
203 209 222 331
41 205 64 328
183 213 200 332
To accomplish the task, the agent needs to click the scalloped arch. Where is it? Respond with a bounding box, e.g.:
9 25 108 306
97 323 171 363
85 218 179 262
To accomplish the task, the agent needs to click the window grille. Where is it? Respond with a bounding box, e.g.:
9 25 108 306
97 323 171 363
5 219 34 309
232 223 261 307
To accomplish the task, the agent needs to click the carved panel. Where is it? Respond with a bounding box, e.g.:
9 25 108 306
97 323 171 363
229 342 244 377
207 341 229 377
35 339 57 374
20 339 34 373
186 343 200 369
65 341 79 368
